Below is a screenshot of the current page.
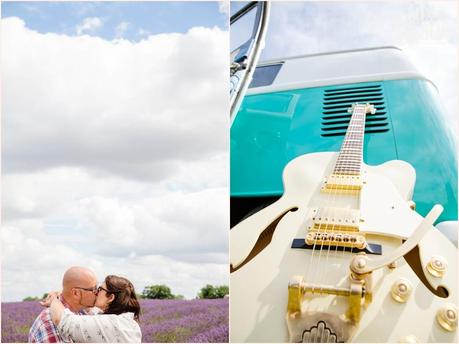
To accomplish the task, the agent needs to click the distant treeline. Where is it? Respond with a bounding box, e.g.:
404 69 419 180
23 293 48 302
23 284 229 301
140 284 229 300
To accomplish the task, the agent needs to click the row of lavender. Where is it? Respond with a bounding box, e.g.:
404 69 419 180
1 298 229 343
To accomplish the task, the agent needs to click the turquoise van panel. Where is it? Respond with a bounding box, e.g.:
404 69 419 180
231 79 457 223
384 79 457 222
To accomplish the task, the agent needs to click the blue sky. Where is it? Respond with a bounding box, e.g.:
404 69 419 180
2 1 227 40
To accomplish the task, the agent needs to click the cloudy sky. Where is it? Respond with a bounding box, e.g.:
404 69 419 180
2 1 228 301
233 0 458 132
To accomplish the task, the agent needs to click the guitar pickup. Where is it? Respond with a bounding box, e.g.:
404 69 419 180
306 207 361 232
322 174 363 194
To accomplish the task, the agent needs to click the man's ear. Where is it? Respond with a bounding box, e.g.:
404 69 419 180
71 288 79 298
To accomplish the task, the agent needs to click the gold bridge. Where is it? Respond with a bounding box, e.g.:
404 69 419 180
322 173 363 194
306 231 367 250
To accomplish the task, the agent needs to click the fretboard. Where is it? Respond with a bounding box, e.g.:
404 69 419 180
333 104 367 175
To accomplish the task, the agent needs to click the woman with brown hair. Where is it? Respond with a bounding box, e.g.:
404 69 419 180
44 275 142 343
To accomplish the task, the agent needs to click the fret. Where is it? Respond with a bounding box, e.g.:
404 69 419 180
335 165 361 168
336 157 362 160
335 166 361 168
332 103 376 176
336 161 361 165
336 163 361 167
340 148 362 151
336 159 362 163
337 152 362 155
335 165 361 169
337 154 361 157
336 160 361 163
335 162 362 166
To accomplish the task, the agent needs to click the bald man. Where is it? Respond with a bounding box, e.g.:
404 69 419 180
28 266 98 343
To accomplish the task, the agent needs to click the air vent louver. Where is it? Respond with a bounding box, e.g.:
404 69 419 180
321 85 389 137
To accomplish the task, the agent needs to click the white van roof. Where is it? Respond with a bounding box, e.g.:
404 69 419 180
247 46 435 95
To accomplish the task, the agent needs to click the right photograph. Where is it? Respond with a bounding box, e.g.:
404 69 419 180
230 1 457 343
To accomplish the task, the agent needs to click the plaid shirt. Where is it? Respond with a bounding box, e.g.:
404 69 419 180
28 298 85 343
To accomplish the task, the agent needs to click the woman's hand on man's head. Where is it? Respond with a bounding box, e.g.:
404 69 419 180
40 291 60 307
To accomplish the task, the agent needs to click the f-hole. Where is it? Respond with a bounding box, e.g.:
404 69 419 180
230 207 298 273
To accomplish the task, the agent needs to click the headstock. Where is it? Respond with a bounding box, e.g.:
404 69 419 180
347 103 377 115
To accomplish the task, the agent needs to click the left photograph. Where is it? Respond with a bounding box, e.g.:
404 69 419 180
1 2 229 343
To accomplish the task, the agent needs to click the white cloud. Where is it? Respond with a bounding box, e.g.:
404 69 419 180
2 18 228 180
1 17 229 301
75 187 228 257
115 21 129 38
2 223 227 301
218 1 230 16
2 166 228 258
137 28 150 37
75 16 102 35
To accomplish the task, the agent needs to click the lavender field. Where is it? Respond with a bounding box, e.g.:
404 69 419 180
1 298 229 343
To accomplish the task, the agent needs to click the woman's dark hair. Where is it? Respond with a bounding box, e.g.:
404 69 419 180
103 275 141 321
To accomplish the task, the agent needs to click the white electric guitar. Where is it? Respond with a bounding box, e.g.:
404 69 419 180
230 103 457 342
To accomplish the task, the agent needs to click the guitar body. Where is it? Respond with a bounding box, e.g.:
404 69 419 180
230 152 457 342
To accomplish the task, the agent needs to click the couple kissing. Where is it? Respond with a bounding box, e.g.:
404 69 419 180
28 266 141 343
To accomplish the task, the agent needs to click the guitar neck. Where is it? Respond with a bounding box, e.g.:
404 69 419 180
333 104 367 176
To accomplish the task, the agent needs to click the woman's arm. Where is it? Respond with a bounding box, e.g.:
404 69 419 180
48 293 65 325
39 291 65 326
58 312 140 343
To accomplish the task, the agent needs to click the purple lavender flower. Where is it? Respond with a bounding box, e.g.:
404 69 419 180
1 299 229 343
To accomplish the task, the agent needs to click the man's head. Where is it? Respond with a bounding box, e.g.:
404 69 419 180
61 266 98 312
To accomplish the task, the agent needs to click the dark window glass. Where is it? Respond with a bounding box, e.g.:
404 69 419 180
249 63 283 88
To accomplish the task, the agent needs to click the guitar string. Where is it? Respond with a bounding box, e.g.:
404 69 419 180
306 189 331 295
308 104 370 298
341 107 365 265
349 104 370 263
312 103 365 295
310 162 340 295
338 106 368 268
314 135 345 295
306 105 355 296
321 104 365 291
